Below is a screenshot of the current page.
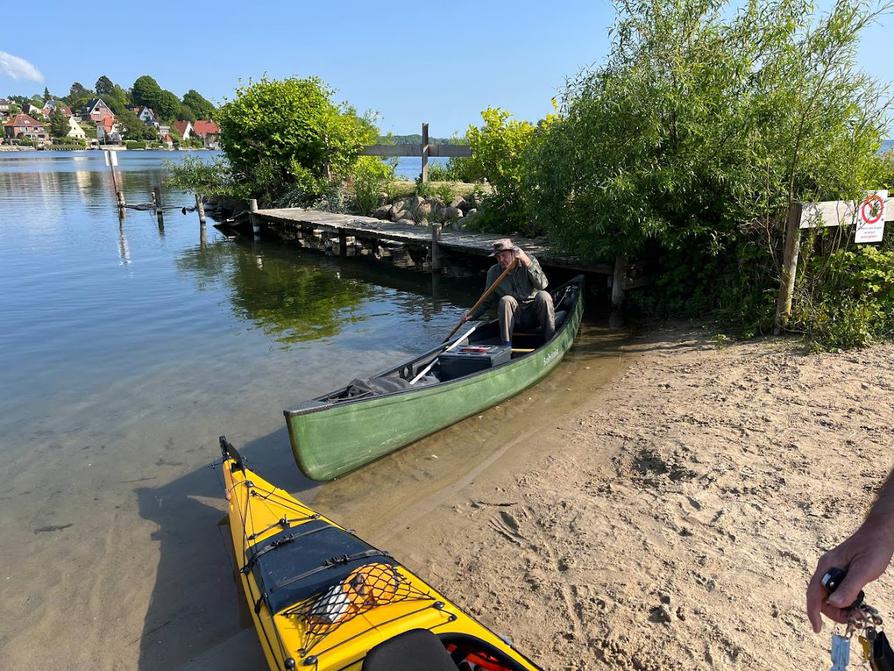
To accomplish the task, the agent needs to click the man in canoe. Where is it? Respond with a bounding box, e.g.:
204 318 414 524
462 238 555 346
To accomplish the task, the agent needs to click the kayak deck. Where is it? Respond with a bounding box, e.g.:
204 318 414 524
219 437 543 671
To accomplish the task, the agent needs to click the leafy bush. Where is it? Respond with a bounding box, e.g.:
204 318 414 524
165 155 244 198
352 156 395 215
217 76 377 206
461 108 539 234
523 0 891 342
125 140 146 150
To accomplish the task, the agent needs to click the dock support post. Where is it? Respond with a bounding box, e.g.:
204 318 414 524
249 199 260 237
421 122 429 183
774 202 803 335
339 231 348 256
611 255 627 308
195 193 206 225
431 223 442 272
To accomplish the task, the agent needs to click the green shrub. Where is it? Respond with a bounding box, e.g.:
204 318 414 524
352 156 395 215
125 139 147 150
462 108 538 234
217 76 377 206
522 0 892 343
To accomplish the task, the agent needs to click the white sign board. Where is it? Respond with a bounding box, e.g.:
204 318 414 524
855 190 886 243
800 191 889 243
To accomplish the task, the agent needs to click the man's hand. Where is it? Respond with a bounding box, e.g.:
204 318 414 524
806 520 894 633
514 247 532 267
460 312 471 323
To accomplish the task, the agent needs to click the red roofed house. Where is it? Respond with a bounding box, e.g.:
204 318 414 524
3 114 48 142
172 120 193 141
84 98 115 123
192 120 220 148
96 116 122 144
42 100 72 118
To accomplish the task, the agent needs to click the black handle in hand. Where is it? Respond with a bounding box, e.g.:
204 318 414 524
821 567 865 610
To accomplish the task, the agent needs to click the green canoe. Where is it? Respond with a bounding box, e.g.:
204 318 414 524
284 275 584 480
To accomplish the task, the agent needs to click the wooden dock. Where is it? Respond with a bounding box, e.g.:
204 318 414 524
252 208 614 275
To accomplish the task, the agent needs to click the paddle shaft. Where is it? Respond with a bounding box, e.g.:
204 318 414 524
443 258 519 343
409 324 478 385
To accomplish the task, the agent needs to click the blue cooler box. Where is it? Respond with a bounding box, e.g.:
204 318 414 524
438 345 512 381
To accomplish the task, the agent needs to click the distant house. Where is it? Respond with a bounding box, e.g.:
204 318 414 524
42 100 72 118
135 106 158 125
84 98 115 122
192 119 220 148
161 133 174 149
66 117 86 140
172 120 193 141
3 114 47 142
157 124 171 137
27 104 43 117
0 99 10 115
96 116 122 144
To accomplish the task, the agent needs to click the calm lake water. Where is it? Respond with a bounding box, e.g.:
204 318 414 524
0 149 477 669
0 149 623 671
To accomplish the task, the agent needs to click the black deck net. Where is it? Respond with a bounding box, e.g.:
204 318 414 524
282 562 436 655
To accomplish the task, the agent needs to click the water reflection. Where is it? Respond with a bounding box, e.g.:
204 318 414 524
177 240 372 343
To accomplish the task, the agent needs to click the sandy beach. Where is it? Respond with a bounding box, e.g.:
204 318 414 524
363 325 894 670
4 323 892 670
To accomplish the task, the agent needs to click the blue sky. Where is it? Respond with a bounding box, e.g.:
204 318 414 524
1 0 891 136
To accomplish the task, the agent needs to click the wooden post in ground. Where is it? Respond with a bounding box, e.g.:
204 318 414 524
421 122 430 183
195 193 206 225
611 255 627 308
431 223 442 272
774 202 804 334
249 198 260 237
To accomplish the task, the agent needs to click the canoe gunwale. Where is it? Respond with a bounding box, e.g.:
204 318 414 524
284 275 584 419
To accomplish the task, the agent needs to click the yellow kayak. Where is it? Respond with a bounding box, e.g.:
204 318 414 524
219 437 544 671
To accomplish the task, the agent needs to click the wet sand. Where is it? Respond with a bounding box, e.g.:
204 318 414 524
6 323 892 670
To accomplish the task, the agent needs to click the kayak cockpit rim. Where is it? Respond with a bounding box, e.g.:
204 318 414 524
283 276 583 419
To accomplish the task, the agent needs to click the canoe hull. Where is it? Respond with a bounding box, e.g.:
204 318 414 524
285 277 584 480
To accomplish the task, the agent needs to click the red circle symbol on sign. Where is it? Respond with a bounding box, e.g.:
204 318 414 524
861 194 884 225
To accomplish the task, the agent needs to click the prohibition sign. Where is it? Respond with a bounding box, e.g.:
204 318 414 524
861 194 884 225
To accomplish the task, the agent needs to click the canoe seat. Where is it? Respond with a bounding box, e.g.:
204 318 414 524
512 310 568 339
362 628 457 671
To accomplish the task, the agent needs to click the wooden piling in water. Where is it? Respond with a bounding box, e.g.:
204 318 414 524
249 199 260 237
195 193 206 225
154 187 164 226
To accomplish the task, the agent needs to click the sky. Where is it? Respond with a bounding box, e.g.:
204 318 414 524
1 0 892 136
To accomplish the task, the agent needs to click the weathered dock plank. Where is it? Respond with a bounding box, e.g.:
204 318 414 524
254 208 612 274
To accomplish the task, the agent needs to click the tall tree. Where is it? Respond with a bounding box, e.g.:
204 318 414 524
49 109 68 138
43 87 51 102
132 75 162 108
95 76 115 96
182 89 216 120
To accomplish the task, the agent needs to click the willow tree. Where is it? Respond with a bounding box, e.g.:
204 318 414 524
526 0 892 336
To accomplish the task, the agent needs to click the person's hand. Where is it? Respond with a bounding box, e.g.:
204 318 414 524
460 312 471 323
806 520 894 633
513 247 531 267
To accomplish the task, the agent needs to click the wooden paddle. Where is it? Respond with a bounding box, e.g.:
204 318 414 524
443 258 518 343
